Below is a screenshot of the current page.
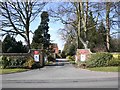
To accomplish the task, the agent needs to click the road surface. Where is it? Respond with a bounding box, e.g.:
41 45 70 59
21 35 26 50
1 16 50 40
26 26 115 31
1 59 119 88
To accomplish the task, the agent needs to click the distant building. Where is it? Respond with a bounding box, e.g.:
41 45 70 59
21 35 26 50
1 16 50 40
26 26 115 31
49 43 59 54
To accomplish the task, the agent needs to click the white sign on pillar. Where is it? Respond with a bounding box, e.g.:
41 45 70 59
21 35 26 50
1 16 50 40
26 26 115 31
34 55 39 62
80 54 86 62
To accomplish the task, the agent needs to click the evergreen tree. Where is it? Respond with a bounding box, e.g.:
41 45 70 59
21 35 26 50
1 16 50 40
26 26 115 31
16 41 28 53
2 34 28 53
62 41 77 56
86 11 98 52
31 11 50 49
110 38 120 52
95 22 107 52
2 34 15 53
0 40 2 53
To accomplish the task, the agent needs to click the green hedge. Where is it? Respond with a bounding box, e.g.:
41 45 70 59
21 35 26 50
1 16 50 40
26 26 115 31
108 58 120 66
86 53 113 68
1 56 30 69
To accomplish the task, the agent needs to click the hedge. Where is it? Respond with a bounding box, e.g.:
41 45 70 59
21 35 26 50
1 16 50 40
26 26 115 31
86 53 113 68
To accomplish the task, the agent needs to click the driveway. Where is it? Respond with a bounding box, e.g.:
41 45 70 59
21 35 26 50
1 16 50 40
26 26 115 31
1 59 119 88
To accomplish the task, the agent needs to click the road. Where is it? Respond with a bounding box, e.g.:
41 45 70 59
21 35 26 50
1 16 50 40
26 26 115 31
1 59 119 88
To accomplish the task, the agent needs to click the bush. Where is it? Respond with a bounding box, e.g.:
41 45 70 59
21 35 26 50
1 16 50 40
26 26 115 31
66 56 75 64
66 56 75 63
31 62 41 69
56 54 61 58
23 57 34 69
86 53 113 68
47 55 55 62
1 56 9 69
118 54 120 60
66 56 74 61
108 58 120 66
0 56 28 69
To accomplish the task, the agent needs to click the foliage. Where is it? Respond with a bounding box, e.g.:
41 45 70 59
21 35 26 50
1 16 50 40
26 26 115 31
49 2 119 52
62 42 77 56
67 44 76 56
31 11 50 49
23 57 34 69
66 56 74 61
86 12 98 52
61 51 66 58
1 1 46 48
110 38 120 52
31 62 41 69
86 53 113 68
119 54 120 60
108 58 120 66
1 56 9 69
47 55 56 62
66 56 75 64
56 54 61 58
31 25 44 49
93 22 107 52
1 56 28 69
0 40 2 53
2 34 28 53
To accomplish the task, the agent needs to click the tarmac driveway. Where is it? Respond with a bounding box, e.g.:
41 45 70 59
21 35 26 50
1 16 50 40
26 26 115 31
1 59 119 88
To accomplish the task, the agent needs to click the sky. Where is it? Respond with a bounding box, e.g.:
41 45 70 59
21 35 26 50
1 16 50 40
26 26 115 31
16 18 65 51
29 16 65 51
29 1 119 51
0 2 66 51
16 3 66 51
1 1 119 51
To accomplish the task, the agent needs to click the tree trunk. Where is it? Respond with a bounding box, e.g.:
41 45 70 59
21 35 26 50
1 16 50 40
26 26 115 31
77 3 81 49
106 2 111 52
26 1 31 49
77 2 88 49
85 1 88 41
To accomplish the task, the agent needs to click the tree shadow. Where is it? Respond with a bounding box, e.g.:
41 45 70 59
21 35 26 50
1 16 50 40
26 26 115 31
45 63 65 66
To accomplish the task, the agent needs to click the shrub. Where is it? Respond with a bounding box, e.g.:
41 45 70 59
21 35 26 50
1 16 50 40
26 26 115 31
1 56 9 69
108 58 120 66
31 62 41 69
23 57 34 69
0 55 36 69
86 53 113 68
66 56 75 64
66 56 74 61
56 54 61 58
112 53 120 59
118 54 120 60
47 55 55 62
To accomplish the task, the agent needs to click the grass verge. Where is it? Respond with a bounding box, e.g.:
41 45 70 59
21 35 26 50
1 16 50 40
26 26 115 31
0 68 29 74
87 66 120 72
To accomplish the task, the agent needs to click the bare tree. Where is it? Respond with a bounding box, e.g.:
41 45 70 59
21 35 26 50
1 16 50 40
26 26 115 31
0 0 47 49
91 2 119 52
106 2 111 52
49 2 99 49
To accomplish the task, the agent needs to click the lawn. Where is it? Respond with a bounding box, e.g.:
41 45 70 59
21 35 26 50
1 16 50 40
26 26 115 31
87 66 120 72
0 68 29 74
